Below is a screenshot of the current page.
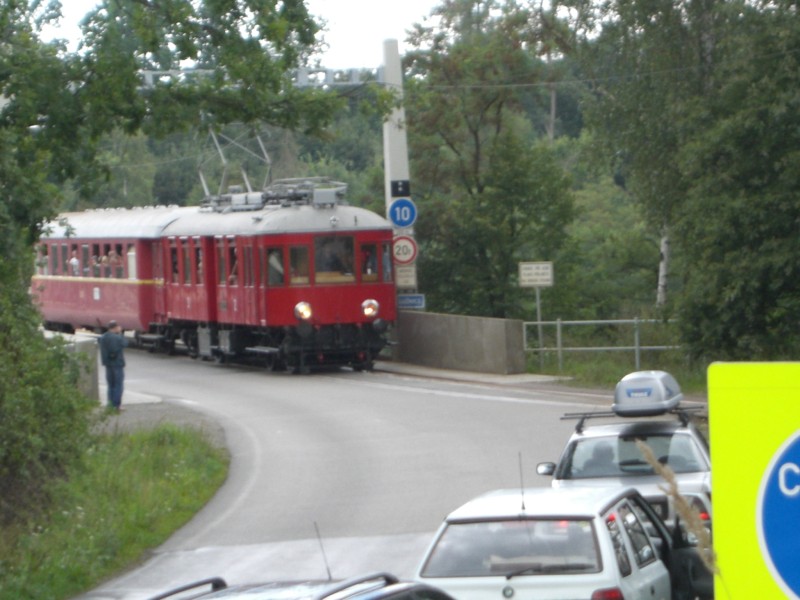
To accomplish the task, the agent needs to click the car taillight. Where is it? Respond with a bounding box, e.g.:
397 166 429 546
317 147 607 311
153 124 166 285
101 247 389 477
690 496 711 522
591 588 625 600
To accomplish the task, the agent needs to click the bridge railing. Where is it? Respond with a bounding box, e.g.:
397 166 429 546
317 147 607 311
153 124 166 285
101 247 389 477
523 318 680 371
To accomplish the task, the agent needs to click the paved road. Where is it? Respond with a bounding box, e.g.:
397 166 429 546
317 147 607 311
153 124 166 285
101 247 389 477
77 353 619 599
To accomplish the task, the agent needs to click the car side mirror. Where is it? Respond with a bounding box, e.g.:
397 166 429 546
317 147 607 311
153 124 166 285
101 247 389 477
536 462 556 476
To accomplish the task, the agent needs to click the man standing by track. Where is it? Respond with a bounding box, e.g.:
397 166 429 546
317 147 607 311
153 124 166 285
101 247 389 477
99 320 128 412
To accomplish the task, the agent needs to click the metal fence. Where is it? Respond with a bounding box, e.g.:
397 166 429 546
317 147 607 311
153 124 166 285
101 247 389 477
523 318 680 371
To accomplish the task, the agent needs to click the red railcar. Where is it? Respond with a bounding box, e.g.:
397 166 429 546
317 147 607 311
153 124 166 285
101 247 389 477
32 179 396 371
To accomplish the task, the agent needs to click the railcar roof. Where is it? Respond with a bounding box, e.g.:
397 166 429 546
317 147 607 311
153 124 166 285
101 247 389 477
41 203 391 240
162 203 391 237
42 206 187 239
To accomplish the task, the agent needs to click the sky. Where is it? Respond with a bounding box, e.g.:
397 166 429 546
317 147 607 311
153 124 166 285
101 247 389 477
47 0 440 69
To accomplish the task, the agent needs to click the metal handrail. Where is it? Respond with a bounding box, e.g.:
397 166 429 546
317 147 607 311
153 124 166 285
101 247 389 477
523 317 679 371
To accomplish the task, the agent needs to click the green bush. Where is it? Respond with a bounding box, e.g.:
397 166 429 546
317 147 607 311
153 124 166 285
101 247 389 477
0 285 96 524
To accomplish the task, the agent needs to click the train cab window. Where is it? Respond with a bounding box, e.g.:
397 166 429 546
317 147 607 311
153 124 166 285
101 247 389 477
314 236 354 283
264 248 285 286
361 243 379 282
381 242 393 283
290 246 309 285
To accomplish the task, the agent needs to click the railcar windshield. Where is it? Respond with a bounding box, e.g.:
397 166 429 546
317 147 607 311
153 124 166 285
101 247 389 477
314 236 355 283
421 518 600 577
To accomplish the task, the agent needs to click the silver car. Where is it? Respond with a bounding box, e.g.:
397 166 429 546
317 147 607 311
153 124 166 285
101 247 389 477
536 371 712 530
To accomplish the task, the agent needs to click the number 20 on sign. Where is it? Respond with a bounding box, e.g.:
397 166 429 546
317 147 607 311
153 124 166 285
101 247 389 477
393 236 417 265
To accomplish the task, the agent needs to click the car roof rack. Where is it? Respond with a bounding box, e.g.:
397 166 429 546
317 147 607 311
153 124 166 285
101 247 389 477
146 577 228 600
561 406 706 433
313 572 400 599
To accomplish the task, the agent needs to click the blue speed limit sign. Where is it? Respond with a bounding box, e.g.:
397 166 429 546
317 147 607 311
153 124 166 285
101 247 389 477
758 430 800 598
389 198 417 228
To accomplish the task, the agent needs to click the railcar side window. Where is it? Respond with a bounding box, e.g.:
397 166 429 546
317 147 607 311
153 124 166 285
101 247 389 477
263 248 284 286
195 244 203 283
216 241 226 285
126 244 136 280
290 246 309 285
50 244 59 275
80 245 90 276
243 246 254 287
170 242 179 284
314 236 354 283
228 244 238 285
36 244 49 275
61 244 68 275
182 240 191 285
381 242 393 283
361 243 378 282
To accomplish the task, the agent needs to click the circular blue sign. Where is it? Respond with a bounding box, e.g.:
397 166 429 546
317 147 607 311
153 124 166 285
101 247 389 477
388 197 417 228
758 430 800 599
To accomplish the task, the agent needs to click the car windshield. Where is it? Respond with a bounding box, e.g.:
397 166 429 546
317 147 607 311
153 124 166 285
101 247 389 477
420 519 600 578
563 432 706 479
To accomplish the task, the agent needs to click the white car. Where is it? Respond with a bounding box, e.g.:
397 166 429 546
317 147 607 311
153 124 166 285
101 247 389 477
415 486 712 600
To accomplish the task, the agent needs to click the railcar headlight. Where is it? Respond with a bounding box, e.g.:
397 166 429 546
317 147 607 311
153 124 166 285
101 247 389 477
361 299 380 318
294 301 313 321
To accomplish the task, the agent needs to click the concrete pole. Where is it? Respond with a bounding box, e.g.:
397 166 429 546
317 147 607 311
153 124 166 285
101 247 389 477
382 39 411 214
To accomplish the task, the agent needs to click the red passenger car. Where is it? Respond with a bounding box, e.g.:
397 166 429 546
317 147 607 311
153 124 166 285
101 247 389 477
32 179 396 372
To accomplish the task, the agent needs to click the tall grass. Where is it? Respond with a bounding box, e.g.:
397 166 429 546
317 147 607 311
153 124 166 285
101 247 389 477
0 425 228 600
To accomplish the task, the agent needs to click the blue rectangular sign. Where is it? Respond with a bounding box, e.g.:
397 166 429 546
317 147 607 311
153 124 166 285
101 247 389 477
397 293 426 310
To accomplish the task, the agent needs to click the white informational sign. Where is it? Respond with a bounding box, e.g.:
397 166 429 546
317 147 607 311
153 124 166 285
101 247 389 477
519 261 554 287
394 264 417 289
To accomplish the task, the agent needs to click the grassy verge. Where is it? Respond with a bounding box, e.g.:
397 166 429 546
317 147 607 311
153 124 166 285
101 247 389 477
0 424 229 600
531 350 709 395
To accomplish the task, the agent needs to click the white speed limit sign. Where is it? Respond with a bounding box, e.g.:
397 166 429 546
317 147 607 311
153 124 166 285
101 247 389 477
393 235 418 265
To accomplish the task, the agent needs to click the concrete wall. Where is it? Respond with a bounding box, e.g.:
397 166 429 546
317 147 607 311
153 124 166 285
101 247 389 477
65 337 100 403
393 311 526 374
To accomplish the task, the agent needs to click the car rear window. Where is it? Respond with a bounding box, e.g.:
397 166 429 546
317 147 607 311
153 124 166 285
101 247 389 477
420 519 600 577
564 433 706 479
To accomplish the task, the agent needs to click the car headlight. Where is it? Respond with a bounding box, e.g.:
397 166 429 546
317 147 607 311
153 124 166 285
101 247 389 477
294 301 312 321
361 299 379 318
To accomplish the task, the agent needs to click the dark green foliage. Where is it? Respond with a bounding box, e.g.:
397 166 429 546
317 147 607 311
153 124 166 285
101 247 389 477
0 0 343 526
0 260 96 524
675 2 800 360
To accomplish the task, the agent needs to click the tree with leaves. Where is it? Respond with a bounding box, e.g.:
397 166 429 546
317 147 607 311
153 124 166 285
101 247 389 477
675 0 800 361
405 0 575 317
0 0 342 522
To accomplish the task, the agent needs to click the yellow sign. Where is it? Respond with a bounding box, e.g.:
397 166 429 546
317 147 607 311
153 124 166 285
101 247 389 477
708 362 800 599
